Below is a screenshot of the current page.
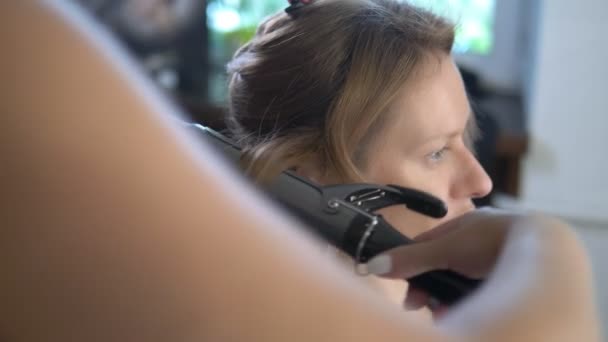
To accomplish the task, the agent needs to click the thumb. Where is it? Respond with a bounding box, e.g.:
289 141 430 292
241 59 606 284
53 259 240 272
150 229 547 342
365 240 449 279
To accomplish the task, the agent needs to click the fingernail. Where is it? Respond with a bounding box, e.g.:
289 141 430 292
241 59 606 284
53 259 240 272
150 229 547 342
366 255 392 275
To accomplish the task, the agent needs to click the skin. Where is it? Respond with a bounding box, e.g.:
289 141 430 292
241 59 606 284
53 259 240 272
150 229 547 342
301 54 492 238
300 54 493 310
365 55 492 238
1 2 599 340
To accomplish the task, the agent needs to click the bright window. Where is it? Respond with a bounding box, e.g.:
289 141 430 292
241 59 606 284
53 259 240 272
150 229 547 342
206 0 496 101
405 0 496 54
207 0 496 57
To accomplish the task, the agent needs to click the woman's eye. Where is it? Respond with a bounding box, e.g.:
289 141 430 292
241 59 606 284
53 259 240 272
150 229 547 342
427 147 448 162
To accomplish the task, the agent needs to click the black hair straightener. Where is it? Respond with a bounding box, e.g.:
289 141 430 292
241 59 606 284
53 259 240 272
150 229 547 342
191 124 482 306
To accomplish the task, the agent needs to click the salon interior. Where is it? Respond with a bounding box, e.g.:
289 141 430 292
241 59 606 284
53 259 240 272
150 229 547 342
8 0 608 335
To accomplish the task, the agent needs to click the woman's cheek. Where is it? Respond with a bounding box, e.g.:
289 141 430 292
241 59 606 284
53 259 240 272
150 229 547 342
365 163 450 237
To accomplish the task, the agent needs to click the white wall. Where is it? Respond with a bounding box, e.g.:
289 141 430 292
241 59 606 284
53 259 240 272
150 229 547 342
521 0 608 222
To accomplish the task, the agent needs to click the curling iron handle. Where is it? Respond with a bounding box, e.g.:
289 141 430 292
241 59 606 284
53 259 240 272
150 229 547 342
194 125 481 306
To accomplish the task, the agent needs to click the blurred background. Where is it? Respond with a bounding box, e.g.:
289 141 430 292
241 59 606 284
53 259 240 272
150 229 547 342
79 0 608 333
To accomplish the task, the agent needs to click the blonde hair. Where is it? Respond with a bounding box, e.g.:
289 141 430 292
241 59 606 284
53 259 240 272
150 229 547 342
227 0 454 182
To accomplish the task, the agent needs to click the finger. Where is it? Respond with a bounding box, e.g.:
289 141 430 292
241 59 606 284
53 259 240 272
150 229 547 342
413 219 461 242
365 240 447 279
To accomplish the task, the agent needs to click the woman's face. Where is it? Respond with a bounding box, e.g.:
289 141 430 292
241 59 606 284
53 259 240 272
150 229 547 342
362 55 492 238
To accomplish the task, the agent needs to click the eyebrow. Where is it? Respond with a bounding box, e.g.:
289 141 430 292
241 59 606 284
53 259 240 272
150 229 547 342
421 109 475 143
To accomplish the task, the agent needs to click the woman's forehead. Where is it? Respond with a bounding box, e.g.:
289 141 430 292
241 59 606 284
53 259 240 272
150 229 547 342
386 56 471 144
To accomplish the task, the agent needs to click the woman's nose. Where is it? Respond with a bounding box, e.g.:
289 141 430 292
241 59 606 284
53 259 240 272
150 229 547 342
452 151 493 200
